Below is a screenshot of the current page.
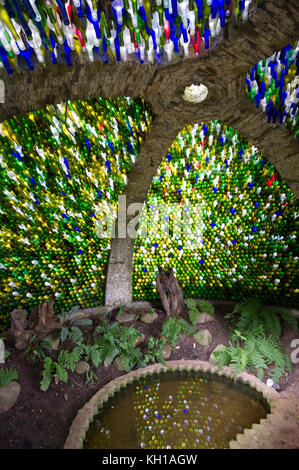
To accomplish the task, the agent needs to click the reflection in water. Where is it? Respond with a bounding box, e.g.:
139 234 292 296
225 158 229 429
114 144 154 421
84 372 268 449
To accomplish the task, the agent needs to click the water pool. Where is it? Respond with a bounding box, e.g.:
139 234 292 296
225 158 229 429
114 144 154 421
84 370 269 449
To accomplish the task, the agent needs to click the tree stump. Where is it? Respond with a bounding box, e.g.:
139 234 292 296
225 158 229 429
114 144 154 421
28 301 61 337
10 301 62 350
10 309 34 351
156 267 184 317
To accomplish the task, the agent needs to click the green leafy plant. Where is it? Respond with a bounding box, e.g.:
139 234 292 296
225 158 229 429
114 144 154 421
85 368 97 385
215 299 297 383
116 305 125 320
40 357 55 391
225 299 298 339
25 334 53 365
186 299 200 326
120 346 145 372
94 322 145 372
161 317 196 346
84 343 102 367
198 299 214 316
213 331 291 382
58 305 93 343
40 348 78 391
40 339 104 391
144 336 167 366
68 325 84 344
0 367 18 386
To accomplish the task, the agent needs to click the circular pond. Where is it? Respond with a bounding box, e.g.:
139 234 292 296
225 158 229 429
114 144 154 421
83 369 270 450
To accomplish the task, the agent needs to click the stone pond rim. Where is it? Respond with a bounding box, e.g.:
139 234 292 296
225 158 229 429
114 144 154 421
63 359 279 450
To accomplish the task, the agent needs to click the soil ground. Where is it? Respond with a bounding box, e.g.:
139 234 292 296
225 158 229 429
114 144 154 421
0 303 298 449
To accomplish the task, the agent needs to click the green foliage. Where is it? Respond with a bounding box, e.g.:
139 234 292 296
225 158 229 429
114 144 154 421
217 298 296 383
85 369 97 385
186 299 200 326
161 317 182 345
120 346 146 373
213 331 291 382
84 344 102 368
226 299 298 339
198 299 214 316
68 326 84 344
161 317 196 346
58 305 93 343
94 322 145 372
40 349 77 391
40 349 75 390
25 335 52 365
0 367 18 387
40 357 55 391
144 336 167 366
116 305 125 320
177 317 197 336
71 345 84 364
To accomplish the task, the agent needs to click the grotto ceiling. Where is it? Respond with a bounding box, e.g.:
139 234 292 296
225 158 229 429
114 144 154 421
0 1 298 196
0 0 298 315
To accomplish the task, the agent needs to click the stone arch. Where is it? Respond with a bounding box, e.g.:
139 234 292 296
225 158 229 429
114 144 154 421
106 113 298 306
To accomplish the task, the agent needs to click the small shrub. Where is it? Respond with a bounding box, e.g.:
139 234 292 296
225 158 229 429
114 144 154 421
161 317 196 346
0 367 18 387
25 335 52 365
186 299 200 326
58 305 93 343
213 330 291 382
144 336 167 366
94 323 145 372
198 299 214 316
226 299 298 339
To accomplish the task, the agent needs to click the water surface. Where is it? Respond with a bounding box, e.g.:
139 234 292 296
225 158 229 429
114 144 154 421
84 370 268 449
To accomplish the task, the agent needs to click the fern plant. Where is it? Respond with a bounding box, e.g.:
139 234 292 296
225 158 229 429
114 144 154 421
40 348 80 391
84 344 102 367
213 330 291 382
0 367 18 386
216 298 297 383
25 334 53 365
40 353 66 391
94 323 145 372
144 336 167 366
58 305 93 343
85 368 97 385
68 325 84 344
198 299 214 316
161 317 196 345
226 299 298 339
186 299 200 326
40 341 103 391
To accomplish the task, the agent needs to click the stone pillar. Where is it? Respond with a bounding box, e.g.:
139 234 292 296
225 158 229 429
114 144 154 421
104 116 186 306
105 237 135 306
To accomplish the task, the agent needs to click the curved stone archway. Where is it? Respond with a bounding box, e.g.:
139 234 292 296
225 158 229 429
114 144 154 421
105 115 299 306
